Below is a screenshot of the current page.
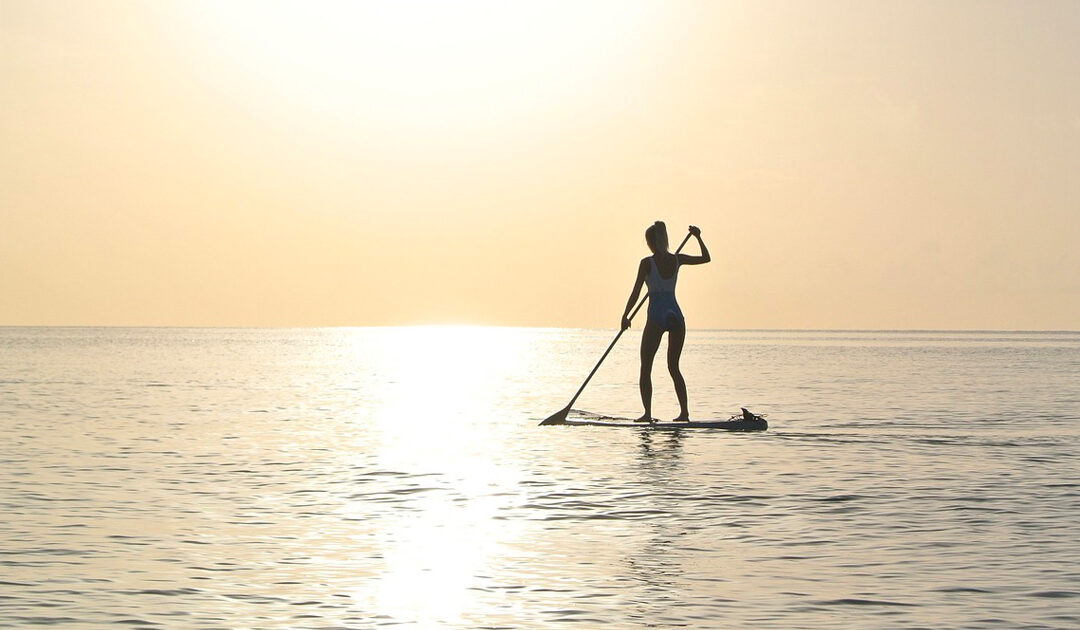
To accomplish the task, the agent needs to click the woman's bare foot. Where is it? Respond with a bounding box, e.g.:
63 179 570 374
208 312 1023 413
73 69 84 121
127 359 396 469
672 413 690 423
633 414 655 423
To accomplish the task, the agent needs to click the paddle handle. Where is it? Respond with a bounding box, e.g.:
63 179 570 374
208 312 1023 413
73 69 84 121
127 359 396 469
559 230 694 413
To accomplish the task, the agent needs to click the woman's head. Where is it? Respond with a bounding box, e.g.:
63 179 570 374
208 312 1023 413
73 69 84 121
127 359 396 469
645 221 669 253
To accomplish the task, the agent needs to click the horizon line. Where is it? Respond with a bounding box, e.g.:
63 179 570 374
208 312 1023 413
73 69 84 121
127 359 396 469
1 325 1077 334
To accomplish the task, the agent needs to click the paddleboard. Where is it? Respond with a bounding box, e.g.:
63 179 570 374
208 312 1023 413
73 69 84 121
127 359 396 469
560 409 767 431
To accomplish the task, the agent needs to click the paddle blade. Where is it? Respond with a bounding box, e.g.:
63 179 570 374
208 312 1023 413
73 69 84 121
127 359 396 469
539 406 570 426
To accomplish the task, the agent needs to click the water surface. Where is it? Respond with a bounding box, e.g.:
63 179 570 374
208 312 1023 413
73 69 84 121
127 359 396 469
2 327 1079 628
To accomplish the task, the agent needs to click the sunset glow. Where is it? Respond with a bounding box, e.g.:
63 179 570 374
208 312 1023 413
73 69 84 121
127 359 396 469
2 1 1077 328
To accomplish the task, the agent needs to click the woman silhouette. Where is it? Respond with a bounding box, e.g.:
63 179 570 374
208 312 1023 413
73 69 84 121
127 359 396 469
620 222 710 422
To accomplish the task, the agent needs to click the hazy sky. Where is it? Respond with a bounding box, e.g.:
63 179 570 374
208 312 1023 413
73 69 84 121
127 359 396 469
3 0 1078 328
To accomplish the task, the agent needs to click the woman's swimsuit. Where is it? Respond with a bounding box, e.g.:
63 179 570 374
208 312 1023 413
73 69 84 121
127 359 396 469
645 256 684 331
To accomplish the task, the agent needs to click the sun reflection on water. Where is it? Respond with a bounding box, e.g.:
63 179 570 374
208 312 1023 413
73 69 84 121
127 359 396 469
339 326 537 624
372 490 510 624
353 326 527 417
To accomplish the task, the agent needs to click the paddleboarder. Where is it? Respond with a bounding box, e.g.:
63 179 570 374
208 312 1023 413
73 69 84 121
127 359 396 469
621 222 710 423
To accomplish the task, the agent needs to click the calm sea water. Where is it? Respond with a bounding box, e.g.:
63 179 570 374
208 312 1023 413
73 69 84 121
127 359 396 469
2 327 1079 629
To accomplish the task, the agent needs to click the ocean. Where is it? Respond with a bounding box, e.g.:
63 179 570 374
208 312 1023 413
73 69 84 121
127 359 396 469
2 327 1078 628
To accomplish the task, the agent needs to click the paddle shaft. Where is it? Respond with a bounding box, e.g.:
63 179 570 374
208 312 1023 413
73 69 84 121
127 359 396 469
558 230 694 414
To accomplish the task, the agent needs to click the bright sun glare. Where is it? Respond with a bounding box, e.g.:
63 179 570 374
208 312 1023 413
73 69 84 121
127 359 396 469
336 326 535 623
194 1 657 123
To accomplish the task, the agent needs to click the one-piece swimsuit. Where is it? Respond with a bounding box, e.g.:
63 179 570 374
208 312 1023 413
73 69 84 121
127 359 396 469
646 256 683 331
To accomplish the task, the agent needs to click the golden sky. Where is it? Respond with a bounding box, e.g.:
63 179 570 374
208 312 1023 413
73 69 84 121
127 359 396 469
2 0 1077 329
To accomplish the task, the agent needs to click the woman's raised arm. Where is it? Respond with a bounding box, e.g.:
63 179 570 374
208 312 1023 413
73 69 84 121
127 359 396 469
678 225 710 265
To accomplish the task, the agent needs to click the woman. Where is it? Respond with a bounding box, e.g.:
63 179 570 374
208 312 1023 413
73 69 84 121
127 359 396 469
620 222 710 423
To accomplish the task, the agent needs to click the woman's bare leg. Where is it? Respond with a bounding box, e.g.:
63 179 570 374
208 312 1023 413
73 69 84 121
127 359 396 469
637 322 663 422
667 323 689 421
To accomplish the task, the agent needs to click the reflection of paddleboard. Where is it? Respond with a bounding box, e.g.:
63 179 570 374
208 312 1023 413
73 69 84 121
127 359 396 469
560 408 768 431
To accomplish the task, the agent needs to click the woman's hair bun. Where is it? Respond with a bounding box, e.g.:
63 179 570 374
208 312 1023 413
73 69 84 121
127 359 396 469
645 221 666 248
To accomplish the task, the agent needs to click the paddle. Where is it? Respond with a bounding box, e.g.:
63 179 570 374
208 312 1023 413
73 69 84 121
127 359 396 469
539 230 694 425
